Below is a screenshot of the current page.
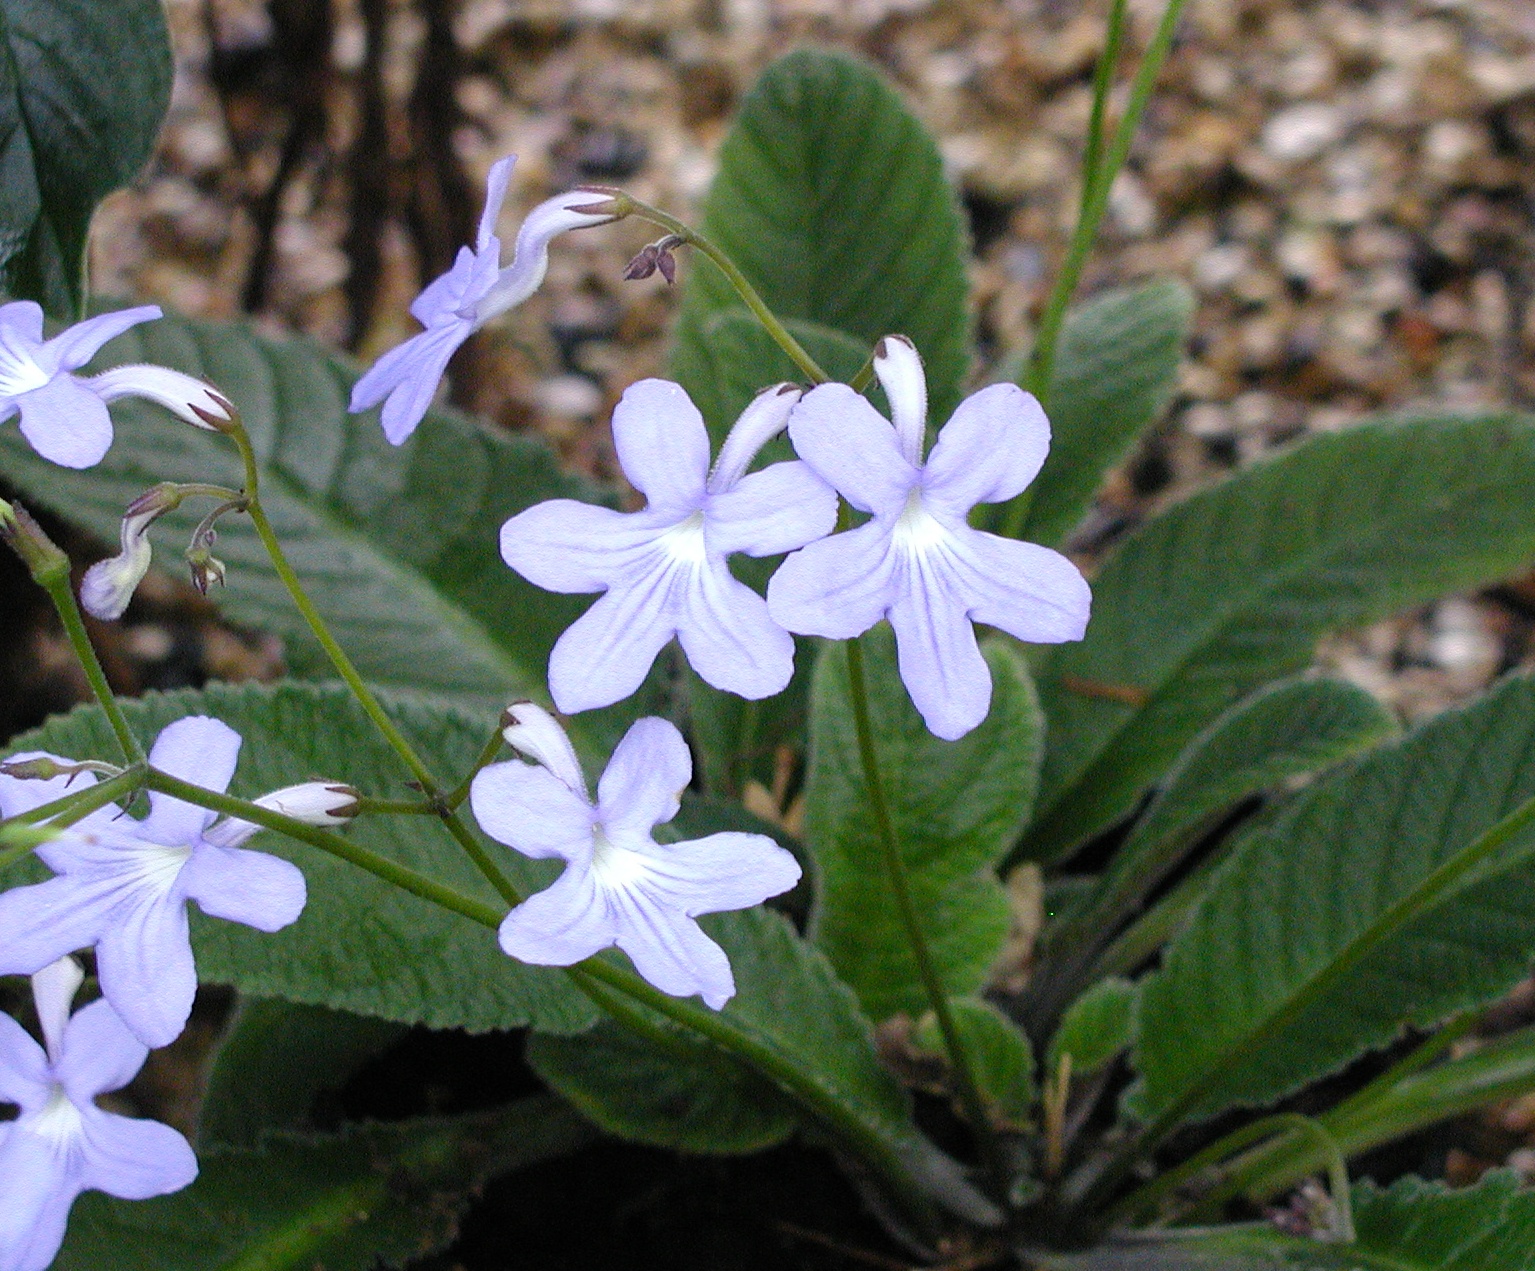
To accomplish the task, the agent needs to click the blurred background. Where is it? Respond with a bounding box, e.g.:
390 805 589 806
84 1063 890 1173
9 0 1535 769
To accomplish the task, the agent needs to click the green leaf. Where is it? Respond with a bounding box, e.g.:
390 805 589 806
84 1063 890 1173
1048 977 1136 1078
4 681 599 1034
0 306 651 749
1004 280 1193 547
1135 674 1535 1127
54 1097 599 1271
1072 1173 1535 1271
199 998 406 1150
0 2 171 317
804 629 1043 1020
672 48 971 426
913 997 1036 1127
1041 677 1397 985
527 1018 796 1154
1026 413 1535 863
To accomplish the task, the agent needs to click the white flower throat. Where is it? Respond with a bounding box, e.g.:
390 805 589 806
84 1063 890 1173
891 487 947 555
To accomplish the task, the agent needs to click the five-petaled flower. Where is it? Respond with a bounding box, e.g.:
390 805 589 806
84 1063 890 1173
471 703 801 1008
0 301 231 469
768 336 1092 740
0 717 308 1049
349 155 619 445
500 379 836 713
0 957 197 1271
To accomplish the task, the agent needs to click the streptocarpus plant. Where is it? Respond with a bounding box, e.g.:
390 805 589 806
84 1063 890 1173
7 8 1535 1270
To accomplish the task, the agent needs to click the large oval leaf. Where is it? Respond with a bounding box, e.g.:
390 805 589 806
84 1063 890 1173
672 48 971 434
804 629 1043 1020
1026 412 1535 863
1135 674 1535 1127
0 1 171 316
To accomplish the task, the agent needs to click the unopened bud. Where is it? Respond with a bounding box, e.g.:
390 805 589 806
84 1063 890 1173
0 757 120 782
0 502 69 583
185 540 227 595
253 782 361 826
500 702 587 797
622 235 683 284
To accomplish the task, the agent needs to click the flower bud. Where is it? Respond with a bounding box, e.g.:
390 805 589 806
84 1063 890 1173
79 490 172 621
500 701 587 797
0 501 69 583
253 782 361 826
185 540 227 595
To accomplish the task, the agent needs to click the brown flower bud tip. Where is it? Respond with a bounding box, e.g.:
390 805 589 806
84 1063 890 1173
1 757 72 781
190 401 238 435
622 245 660 281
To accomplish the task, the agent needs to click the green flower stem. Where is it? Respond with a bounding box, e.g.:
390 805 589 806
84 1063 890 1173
1001 0 1188 542
444 727 507 812
42 571 145 765
355 796 438 816
225 419 522 908
0 765 145 829
145 767 506 927
612 193 830 385
1079 0 1131 215
1024 0 1189 403
844 635 1008 1199
149 766 948 1226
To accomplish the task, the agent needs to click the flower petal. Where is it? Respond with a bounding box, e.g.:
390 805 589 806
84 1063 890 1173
78 1106 198 1200
0 1123 79 1271
86 364 232 429
350 317 474 445
31 957 83 1063
79 523 153 620
596 717 691 842
180 844 307 932
477 155 517 251
0 1013 49 1110
675 560 795 700
610 379 709 516
477 189 620 322
787 384 916 515
0 874 122 979
873 335 927 465
766 518 899 640
641 832 802 914
707 383 801 494
57 998 147 1101
498 861 615 966
140 716 242 845
612 894 735 1009
499 498 667 593
950 529 1092 644
470 761 593 861
15 374 115 468
0 299 44 345
887 554 993 741
501 703 588 800
95 891 196 1049
706 459 837 558
923 383 1051 517
546 578 677 715
42 305 161 372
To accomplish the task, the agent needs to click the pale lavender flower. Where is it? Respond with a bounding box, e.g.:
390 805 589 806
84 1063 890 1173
0 717 308 1048
768 336 1092 740
78 486 176 621
0 957 197 1271
500 380 836 713
349 155 619 444
0 301 231 469
471 704 801 1008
